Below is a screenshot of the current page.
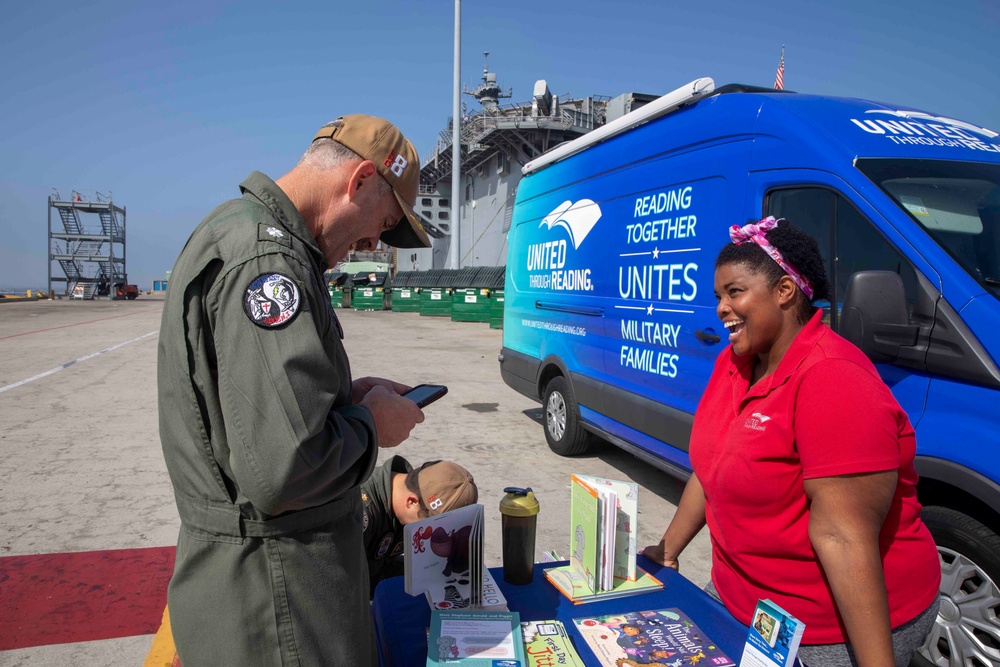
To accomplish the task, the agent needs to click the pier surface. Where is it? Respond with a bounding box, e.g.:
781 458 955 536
0 298 710 665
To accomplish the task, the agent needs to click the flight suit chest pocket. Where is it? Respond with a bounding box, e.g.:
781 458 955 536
320 299 347 370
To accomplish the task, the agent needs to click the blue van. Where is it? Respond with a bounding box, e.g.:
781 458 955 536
499 78 1000 664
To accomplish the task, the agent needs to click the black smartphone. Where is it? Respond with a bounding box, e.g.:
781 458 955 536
402 384 448 408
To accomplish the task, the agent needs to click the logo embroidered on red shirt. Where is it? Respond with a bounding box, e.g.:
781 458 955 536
744 412 772 431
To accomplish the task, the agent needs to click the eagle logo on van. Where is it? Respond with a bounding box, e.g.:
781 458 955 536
539 199 602 250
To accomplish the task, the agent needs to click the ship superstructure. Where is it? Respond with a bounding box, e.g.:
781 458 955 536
408 56 655 271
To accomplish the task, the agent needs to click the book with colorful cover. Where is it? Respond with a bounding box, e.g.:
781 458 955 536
569 475 601 593
521 620 585 667
575 475 640 582
428 609 526 666
404 504 485 608
740 599 806 667
572 608 735 667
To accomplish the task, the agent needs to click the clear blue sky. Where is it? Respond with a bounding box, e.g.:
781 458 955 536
1 0 997 290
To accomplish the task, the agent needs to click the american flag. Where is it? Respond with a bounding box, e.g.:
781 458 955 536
774 46 785 90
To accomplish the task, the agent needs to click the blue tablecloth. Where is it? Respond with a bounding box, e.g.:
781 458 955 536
371 556 750 667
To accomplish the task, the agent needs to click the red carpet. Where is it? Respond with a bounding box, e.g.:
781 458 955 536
0 546 175 650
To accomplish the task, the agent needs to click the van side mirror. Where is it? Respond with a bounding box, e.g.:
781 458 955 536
840 271 919 363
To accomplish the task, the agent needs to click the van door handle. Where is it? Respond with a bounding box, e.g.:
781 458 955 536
695 329 721 344
535 301 604 317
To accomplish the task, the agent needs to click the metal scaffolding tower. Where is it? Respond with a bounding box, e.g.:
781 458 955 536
48 191 127 299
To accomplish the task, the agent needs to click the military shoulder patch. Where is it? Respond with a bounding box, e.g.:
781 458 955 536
244 273 300 328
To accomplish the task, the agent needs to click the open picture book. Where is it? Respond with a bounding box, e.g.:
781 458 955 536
403 503 506 611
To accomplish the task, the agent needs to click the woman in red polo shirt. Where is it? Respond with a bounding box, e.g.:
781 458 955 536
642 217 940 667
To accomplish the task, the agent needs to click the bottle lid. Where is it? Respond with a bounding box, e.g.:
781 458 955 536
499 487 539 517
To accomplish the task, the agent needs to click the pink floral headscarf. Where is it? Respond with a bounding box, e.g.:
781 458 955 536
729 216 814 299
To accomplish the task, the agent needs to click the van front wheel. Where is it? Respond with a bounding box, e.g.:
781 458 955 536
913 506 1000 667
542 376 592 456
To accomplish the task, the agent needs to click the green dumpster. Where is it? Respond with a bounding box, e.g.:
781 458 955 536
332 286 351 308
391 271 421 312
326 271 351 309
451 267 492 323
488 267 506 329
419 269 456 317
351 271 390 311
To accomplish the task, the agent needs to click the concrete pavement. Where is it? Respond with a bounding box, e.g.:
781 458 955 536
0 298 711 666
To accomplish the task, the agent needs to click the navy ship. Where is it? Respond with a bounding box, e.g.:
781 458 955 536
403 55 656 272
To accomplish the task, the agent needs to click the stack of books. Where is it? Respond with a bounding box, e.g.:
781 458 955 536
544 475 662 604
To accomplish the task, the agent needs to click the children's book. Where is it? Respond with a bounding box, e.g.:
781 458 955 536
426 567 508 612
546 475 657 603
404 504 485 609
479 568 507 611
584 475 640 582
740 599 806 667
428 609 526 666
521 620 585 667
573 608 735 667
569 475 601 593
543 565 663 605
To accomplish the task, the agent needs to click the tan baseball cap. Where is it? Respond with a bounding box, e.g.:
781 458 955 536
312 114 432 248
417 461 478 516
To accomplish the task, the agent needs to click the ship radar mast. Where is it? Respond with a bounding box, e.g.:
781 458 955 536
465 51 511 113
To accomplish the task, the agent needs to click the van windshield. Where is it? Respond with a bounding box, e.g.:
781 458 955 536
856 158 1000 300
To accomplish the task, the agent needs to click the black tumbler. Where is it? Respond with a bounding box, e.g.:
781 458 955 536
499 487 540 585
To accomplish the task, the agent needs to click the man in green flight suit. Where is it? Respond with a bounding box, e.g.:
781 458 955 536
361 457 478 597
158 115 432 666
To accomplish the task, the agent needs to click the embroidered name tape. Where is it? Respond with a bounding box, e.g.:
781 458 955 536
243 273 300 328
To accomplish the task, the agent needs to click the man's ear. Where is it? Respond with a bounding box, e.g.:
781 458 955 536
346 160 377 198
399 491 423 524
405 492 421 509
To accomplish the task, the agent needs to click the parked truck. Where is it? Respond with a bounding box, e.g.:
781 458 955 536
115 283 139 300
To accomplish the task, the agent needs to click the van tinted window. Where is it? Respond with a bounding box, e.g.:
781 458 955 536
766 189 833 267
767 187 918 329
857 159 1000 301
836 198 919 320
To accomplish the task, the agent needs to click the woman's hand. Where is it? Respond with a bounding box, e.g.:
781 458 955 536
639 542 679 571
640 473 707 573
